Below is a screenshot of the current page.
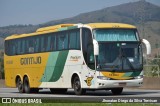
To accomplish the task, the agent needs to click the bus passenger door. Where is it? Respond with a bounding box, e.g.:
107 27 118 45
81 28 95 88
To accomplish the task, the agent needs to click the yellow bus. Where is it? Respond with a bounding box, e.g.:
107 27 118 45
4 23 151 95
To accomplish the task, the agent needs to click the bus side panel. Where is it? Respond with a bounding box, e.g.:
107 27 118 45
4 53 50 88
39 50 93 88
5 68 17 87
39 51 70 88
66 50 97 89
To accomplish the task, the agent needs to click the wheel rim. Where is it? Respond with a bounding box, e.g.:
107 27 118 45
17 79 23 92
24 78 29 93
18 82 22 91
74 79 81 92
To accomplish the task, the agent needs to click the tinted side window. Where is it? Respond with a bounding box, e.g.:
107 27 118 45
17 39 24 55
50 35 56 51
34 37 40 53
5 41 9 55
28 37 35 53
40 36 45 52
56 32 69 51
57 33 63 50
21 39 25 54
13 40 17 55
46 35 51 51
69 29 80 50
63 33 69 49
5 29 81 56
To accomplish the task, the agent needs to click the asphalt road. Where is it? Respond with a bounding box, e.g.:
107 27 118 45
0 88 160 102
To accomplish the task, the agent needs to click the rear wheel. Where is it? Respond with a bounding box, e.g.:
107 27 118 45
50 88 67 94
73 76 86 95
111 88 123 95
23 77 39 93
23 77 31 93
16 78 24 93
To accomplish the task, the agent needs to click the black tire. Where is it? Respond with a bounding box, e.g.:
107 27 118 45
50 88 67 94
111 88 123 95
23 77 39 93
16 78 24 93
73 76 86 95
23 77 31 93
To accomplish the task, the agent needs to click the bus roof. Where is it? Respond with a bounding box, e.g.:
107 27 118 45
85 23 136 29
5 23 136 40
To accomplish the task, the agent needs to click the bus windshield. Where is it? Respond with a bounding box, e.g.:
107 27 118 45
93 29 142 72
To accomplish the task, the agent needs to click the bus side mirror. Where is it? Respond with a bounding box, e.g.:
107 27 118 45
142 39 151 55
93 39 99 55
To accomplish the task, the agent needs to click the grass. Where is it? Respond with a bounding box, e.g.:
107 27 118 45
0 98 159 106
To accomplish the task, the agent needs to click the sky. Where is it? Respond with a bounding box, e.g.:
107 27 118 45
0 0 160 27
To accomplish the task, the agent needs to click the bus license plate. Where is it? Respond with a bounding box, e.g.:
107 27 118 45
119 82 126 86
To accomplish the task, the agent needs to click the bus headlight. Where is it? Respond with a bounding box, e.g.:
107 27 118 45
134 75 143 79
97 76 110 80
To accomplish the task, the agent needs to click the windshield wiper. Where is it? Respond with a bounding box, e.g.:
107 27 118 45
120 48 136 71
97 63 119 71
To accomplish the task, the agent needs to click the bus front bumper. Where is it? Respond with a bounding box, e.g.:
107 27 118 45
96 78 143 89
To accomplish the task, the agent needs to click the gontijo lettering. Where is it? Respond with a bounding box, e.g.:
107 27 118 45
20 56 41 65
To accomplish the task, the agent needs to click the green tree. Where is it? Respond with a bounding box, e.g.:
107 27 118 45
150 55 160 77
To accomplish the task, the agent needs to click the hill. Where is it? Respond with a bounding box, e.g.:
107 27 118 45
43 0 160 25
0 0 160 50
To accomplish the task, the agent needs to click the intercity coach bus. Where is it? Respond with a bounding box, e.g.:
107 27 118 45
4 23 151 95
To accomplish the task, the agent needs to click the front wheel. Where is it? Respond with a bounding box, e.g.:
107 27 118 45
111 88 123 95
73 76 86 95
